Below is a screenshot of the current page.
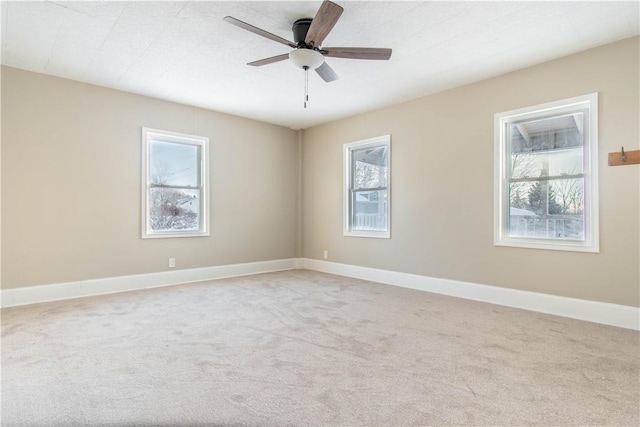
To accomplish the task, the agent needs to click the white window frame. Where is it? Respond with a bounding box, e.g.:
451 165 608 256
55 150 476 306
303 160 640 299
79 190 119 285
141 127 210 239
343 135 391 238
494 93 599 252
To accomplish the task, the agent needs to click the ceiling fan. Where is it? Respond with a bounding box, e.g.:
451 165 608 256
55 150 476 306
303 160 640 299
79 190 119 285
224 0 392 105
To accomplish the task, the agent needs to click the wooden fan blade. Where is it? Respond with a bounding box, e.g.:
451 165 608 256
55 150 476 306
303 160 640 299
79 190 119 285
224 16 296 48
248 53 290 67
305 1 344 47
322 47 392 60
315 61 339 82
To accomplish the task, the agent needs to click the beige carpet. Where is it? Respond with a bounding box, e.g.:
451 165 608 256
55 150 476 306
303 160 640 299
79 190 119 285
1 270 638 426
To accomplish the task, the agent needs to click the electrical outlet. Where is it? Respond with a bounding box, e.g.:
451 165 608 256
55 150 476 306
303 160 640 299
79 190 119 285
168 258 176 268
323 250 328 260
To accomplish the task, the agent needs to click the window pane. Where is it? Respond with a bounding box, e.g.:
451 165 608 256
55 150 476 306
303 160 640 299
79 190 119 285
510 112 585 154
352 190 387 231
353 145 388 189
510 149 583 179
508 178 584 240
509 112 586 179
149 188 200 231
150 140 200 187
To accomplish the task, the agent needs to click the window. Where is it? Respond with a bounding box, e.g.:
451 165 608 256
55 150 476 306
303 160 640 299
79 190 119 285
494 93 598 252
344 135 391 238
141 127 209 238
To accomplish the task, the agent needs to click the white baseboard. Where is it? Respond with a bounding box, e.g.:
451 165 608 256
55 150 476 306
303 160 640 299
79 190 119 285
1 258 298 308
4 257 637 331
302 258 640 331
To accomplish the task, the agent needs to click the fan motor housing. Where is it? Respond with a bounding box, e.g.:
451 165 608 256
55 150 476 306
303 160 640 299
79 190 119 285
292 19 312 44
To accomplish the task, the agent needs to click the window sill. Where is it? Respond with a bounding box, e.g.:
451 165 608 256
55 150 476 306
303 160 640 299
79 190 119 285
494 238 598 253
142 231 210 239
344 230 390 239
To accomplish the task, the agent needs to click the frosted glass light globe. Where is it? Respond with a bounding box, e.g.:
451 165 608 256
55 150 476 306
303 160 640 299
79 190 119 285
289 49 324 70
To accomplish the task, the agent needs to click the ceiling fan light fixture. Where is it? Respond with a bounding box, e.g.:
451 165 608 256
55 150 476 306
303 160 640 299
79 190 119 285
289 49 324 70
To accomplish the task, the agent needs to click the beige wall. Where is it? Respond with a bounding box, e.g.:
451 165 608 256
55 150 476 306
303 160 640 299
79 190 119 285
1 67 299 289
303 37 640 307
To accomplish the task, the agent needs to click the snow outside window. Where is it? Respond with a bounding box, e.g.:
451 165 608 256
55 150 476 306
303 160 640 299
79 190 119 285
344 135 391 238
494 94 599 252
141 127 209 238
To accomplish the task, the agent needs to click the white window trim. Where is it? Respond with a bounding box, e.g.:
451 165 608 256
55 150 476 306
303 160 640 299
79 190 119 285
141 127 210 239
494 93 599 252
343 135 391 238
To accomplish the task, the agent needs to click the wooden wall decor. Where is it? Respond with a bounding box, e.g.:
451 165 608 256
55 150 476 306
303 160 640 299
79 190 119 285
608 147 639 166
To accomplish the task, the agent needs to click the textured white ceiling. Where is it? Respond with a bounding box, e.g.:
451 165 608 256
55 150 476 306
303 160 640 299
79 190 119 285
2 1 638 130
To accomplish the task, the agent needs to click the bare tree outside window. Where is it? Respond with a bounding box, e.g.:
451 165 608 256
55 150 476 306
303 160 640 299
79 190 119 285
149 141 200 231
506 115 586 240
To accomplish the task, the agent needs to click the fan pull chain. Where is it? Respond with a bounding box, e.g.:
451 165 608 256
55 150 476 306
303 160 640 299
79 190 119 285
303 66 309 108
